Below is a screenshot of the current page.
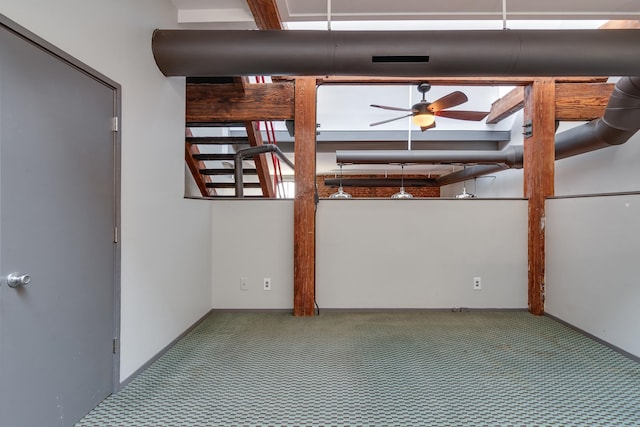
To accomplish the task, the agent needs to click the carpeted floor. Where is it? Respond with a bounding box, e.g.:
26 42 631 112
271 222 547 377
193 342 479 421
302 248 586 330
76 311 640 427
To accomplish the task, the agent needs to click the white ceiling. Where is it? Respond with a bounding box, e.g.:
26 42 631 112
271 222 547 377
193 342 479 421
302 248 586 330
171 0 639 26
171 0 637 176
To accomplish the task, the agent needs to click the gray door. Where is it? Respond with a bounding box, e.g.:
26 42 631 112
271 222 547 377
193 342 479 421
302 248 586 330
0 22 117 427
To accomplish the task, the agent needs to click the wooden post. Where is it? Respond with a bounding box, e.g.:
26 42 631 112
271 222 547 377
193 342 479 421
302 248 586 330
293 78 317 316
523 79 556 315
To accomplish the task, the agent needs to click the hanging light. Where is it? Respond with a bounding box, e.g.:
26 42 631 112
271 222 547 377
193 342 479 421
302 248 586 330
455 165 476 199
330 163 352 199
391 164 413 199
411 112 436 129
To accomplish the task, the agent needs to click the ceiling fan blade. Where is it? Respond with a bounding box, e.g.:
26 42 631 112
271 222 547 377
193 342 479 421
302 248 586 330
370 104 414 112
428 91 468 112
420 121 436 132
370 113 414 127
436 110 489 121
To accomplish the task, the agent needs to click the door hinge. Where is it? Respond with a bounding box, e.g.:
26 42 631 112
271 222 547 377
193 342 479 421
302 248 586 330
112 338 119 354
114 227 118 243
111 117 119 132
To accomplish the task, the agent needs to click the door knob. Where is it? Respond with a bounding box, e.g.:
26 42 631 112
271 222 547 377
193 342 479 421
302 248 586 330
7 273 31 288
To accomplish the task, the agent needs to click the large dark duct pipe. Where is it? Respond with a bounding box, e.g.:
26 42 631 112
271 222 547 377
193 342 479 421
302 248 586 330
555 76 640 160
152 29 640 77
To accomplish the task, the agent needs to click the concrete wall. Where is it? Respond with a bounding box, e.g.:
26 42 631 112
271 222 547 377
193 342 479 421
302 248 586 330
0 0 213 382
211 199 528 310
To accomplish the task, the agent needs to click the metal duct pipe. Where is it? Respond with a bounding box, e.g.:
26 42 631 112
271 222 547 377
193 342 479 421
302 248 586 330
324 178 438 188
435 164 510 187
335 146 523 167
555 76 640 160
233 145 294 198
152 29 640 77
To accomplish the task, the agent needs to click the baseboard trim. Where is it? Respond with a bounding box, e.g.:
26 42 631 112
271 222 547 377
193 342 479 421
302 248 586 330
211 308 293 313
118 309 213 391
315 307 528 313
211 307 527 314
545 313 640 364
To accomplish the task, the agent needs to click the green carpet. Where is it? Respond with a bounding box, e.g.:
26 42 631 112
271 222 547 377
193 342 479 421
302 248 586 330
77 311 640 426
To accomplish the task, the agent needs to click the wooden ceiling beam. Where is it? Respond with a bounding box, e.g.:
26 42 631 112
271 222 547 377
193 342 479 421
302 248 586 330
186 82 295 124
486 86 524 124
487 82 615 124
599 20 640 29
246 0 283 30
233 76 249 94
555 82 615 121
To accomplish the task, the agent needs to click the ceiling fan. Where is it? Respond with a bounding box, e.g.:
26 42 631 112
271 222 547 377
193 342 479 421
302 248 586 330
370 82 489 131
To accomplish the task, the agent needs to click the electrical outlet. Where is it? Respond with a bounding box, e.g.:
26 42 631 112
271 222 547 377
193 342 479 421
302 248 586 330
473 277 482 290
240 277 249 291
263 277 272 291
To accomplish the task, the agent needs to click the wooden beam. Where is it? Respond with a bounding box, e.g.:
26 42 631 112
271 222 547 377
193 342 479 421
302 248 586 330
233 76 249 94
599 20 640 29
246 0 283 30
184 128 212 197
523 79 556 316
486 86 524 124
245 121 275 198
555 82 614 121
487 82 615 124
186 82 294 124
293 78 317 317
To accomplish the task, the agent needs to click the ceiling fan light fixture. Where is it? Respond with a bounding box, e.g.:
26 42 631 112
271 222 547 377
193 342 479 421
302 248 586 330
412 113 435 128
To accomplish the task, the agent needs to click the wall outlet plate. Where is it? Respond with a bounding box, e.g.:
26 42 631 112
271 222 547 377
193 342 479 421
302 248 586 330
263 277 272 291
240 277 249 291
473 277 482 290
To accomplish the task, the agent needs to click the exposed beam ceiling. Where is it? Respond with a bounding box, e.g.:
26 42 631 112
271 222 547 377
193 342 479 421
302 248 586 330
246 0 283 30
186 82 295 124
487 82 615 124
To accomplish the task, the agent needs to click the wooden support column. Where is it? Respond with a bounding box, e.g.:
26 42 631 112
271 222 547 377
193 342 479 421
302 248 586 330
293 78 317 316
523 79 556 315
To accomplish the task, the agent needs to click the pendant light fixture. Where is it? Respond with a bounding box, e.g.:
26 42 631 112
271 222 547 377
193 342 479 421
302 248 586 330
391 164 413 199
330 163 352 199
455 165 476 199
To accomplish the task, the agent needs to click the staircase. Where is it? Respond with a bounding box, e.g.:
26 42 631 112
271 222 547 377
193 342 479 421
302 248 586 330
186 135 267 198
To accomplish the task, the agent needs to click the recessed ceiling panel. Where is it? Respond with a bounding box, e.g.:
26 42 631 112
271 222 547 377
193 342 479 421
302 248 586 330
277 0 640 21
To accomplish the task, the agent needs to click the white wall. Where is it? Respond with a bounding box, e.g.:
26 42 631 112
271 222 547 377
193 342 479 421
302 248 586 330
317 199 528 308
546 195 640 358
555 131 640 196
0 0 213 381
442 117 640 199
211 200 294 309
211 199 528 310
440 111 525 199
